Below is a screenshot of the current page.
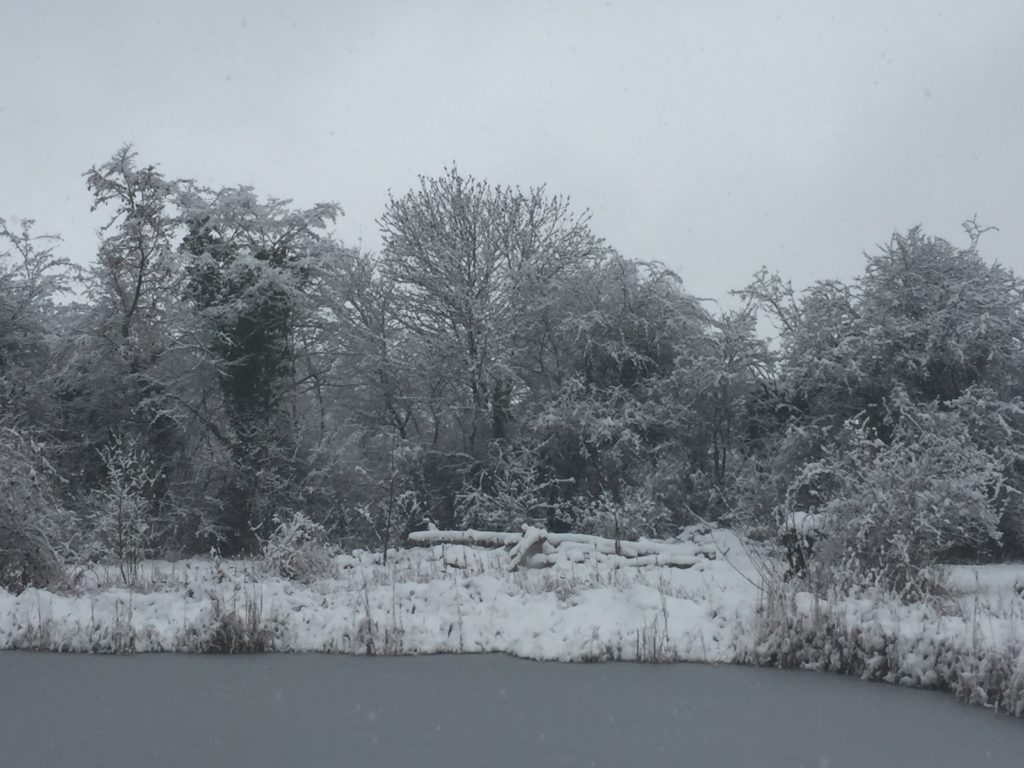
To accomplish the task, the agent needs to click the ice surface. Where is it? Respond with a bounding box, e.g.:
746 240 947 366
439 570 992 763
1 653 1023 768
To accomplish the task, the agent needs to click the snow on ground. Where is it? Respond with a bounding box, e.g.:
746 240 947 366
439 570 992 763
0 526 764 660
829 562 1024 658
945 562 1024 600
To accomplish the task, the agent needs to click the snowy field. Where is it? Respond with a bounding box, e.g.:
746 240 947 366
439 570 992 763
2 525 1024 715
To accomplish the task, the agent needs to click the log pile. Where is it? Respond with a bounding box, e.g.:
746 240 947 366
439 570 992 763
408 525 716 571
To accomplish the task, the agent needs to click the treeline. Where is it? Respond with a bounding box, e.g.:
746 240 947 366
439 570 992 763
2 146 1023 590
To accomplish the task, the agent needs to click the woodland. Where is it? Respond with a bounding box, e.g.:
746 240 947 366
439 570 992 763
3 146 1022 594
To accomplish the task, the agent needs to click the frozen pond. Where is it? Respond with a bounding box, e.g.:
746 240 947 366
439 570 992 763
2 653 1023 767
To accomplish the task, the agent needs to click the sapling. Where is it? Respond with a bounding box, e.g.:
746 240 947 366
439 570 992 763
87 435 158 585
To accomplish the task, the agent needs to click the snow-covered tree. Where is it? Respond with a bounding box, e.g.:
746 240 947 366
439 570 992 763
745 222 1024 436
738 222 1024 554
0 218 75 425
179 186 349 548
522 255 711 533
56 147 189 520
84 145 183 358
858 222 1024 404
380 169 606 444
665 305 776 520
376 168 607 526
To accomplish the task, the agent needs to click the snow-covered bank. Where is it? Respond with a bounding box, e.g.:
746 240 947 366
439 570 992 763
0 527 759 660
750 564 1024 716
3 525 1024 716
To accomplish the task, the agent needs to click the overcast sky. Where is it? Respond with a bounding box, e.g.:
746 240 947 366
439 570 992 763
2 0 1022 306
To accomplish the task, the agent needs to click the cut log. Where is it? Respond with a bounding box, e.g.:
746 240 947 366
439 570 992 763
508 526 548 570
408 529 520 547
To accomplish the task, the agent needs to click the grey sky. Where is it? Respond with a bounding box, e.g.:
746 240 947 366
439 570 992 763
2 0 1022 307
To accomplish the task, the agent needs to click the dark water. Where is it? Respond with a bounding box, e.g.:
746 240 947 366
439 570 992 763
2 653 1023 767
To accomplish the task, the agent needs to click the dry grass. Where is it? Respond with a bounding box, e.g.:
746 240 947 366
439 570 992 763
749 573 1024 717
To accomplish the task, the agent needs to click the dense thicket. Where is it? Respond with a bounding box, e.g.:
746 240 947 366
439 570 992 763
2 146 1022 589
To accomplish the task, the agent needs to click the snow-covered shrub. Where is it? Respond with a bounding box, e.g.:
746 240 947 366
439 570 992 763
949 388 1024 556
202 592 277 653
456 444 568 532
342 438 433 552
262 511 336 583
576 488 672 542
0 425 69 593
84 435 157 583
727 452 789 539
790 399 1003 593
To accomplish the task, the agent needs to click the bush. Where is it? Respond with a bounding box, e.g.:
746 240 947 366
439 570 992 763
948 388 1024 557
343 438 429 552
0 425 69 593
204 593 276 653
786 400 1003 594
456 444 568 532
262 511 336 583
576 488 672 541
